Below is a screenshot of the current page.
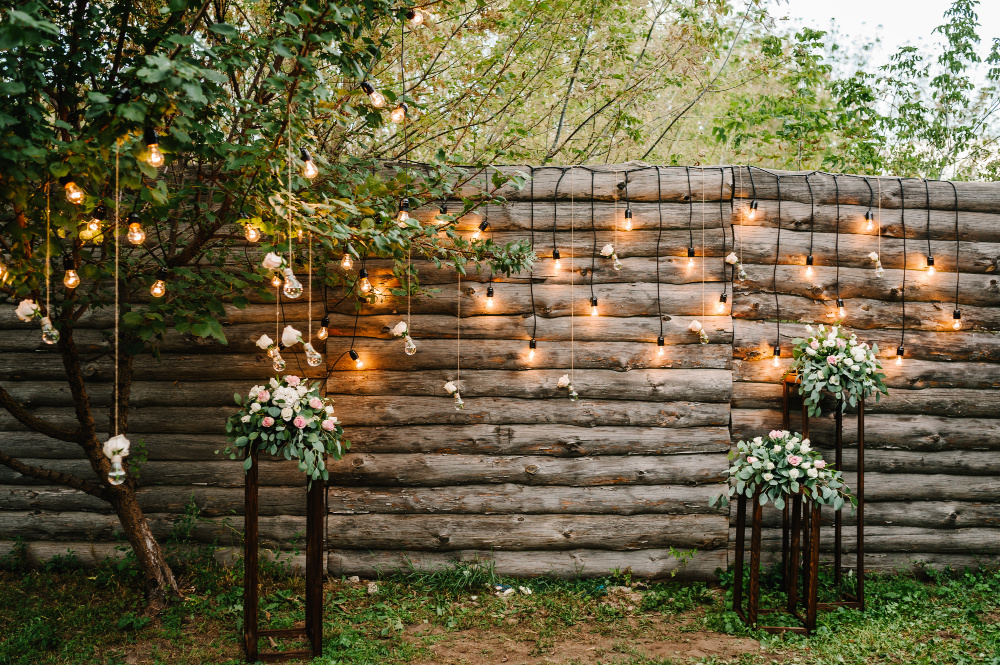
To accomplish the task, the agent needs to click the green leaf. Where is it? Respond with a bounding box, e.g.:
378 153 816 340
209 22 238 37
243 457 253 470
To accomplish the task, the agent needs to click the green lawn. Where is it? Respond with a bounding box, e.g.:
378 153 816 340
1 541 999 665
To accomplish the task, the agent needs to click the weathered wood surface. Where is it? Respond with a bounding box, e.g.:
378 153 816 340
325 513 729 551
327 484 725 515
737 501 1000 530
734 358 1000 391
327 547 727 581
0 407 235 434
0 459 302 488
326 453 729 487
745 526 1000 553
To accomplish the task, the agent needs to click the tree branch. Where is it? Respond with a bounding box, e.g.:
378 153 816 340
0 385 84 444
0 450 108 500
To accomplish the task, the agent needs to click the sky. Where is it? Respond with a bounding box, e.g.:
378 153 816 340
779 0 1000 69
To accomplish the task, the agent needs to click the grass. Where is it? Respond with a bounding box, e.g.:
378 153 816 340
1 540 999 665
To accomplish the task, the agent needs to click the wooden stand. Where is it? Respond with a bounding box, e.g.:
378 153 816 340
244 448 324 663
782 375 865 610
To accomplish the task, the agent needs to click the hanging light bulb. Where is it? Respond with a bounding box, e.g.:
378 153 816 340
865 210 875 232
805 255 814 278
300 148 318 180
41 316 60 344
590 296 599 317
528 339 536 362
473 220 489 240
86 208 104 235
390 102 408 124
143 126 164 168
107 458 126 486
895 346 904 366
61 176 85 205
150 267 169 297
271 273 282 288
952 310 962 330
716 293 728 314
358 268 373 294
772 345 780 367
349 349 364 369
396 199 411 226
926 255 936 275
687 246 695 269
282 267 303 299
486 285 494 308
623 208 633 231
657 336 665 357
317 315 330 340
126 214 145 245
340 253 354 270
244 223 261 242
62 255 80 289
360 81 386 108
404 334 417 355
0 260 9 284
748 200 758 221
836 298 846 318
436 202 449 224
303 342 323 367
272 349 286 372
552 248 561 271
406 7 424 25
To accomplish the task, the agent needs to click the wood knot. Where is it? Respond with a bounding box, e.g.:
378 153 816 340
524 464 539 475
562 531 573 538
437 534 450 543
351 458 365 468
465 287 477 296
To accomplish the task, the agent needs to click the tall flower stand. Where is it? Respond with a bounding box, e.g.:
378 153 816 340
244 447 325 662
782 374 866 610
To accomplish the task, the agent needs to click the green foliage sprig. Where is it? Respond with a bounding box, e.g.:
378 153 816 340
789 324 888 417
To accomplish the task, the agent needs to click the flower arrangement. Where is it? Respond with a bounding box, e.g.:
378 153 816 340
710 430 851 511
557 373 579 400
600 243 623 271
15 298 59 343
444 381 464 409
725 252 748 281
225 375 346 483
392 320 417 355
868 252 885 277
789 324 888 417
688 319 709 344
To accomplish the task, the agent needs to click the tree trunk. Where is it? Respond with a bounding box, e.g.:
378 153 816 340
108 486 181 612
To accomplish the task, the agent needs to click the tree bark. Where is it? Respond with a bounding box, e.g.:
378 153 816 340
108 487 181 611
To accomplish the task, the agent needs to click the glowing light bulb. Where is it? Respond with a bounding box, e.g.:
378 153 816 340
772 346 780 367
926 256 935 275
657 336 665 357
590 296 599 317
396 199 411 227
304 342 323 367
63 179 85 205
952 310 962 330
86 215 102 234
244 225 261 242
41 317 59 344
271 274 282 288
282 267 303 299
748 200 758 221
687 247 695 269
127 215 145 245
150 268 169 297
361 82 386 108
300 148 318 179
390 103 407 124
341 253 353 270
553 248 561 271
349 349 363 369
528 339 536 361
107 458 126 486
404 335 417 355
144 127 164 168
623 208 633 231
805 255 814 279
407 8 424 25
716 293 728 313
358 268 372 294
272 350 286 371
63 269 80 289
473 220 488 239
895 346 904 366
486 286 494 308
836 298 846 318
865 211 875 232
0 261 9 284
317 316 329 340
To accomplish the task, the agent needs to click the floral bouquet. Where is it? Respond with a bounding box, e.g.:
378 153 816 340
391 320 417 355
725 252 748 281
710 430 851 511
689 319 709 344
224 374 347 484
868 251 885 277
600 243 623 271
789 324 888 417
557 373 579 400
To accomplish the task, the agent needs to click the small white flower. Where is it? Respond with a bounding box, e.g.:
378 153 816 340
280 407 293 421
325 405 334 414
391 321 408 337
765 461 775 470
725 252 738 265
807 468 819 478
789 468 800 479
281 325 302 348
103 434 131 460
557 374 571 388
262 252 283 270
270 377 280 389
868 252 879 261
15 299 40 322
444 381 457 395
256 334 273 350
600 243 614 257
785 442 795 451
250 402 261 413
688 320 702 333
241 414 251 423
762 473 774 481
806 347 816 356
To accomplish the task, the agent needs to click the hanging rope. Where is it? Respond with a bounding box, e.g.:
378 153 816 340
898 178 907 350
570 167 575 387
774 176 782 351
806 174 815 259
44 183 51 322
835 174 842 305
719 168 727 298
528 166 537 345
949 180 960 310
655 166 664 340
114 144 120 436
701 166 705 320
456 272 461 392
590 171 597 301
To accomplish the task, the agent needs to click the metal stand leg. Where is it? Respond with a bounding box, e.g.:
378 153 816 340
857 397 866 610
733 494 747 620
244 448 260 663
834 404 843 587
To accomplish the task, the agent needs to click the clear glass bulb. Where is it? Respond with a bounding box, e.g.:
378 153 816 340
397 210 409 227
317 326 329 340
127 222 145 245
657 346 664 357
245 226 261 242
341 254 353 270
107 459 126 486
404 335 417 355
805 265 814 278
390 105 406 123
895 354 903 366
865 219 874 232
687 257 695 269
303 160 318 179
408 8 424 25
282 268 303 299
748 208 756 221
63 270 80 289
354 355 364 369
624 219 633 231
64 181 85 204
554 259 561 271
838 306 846 318
359 277 372 294
715 300 725 314
369 90 386 108
272 350 286 372
304 342 323 367
927 265 936 275
472 228 482 240
486 296 493 308
271 274 282 288
952 319 962 330
147 144 164 168
150 279 166 297
87 217 101 234
772 354 780 367
41 317 59 344
528 348 535 361
590 305 598 317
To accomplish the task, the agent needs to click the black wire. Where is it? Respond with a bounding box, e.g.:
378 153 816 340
528 166 537 341
590 170 597 300
774 175 781 350
719 168 727 296
350 309 360 351
899 178 907 348
552 169 567 253
924 178 932 259
864 176 874 217
655 166 663 337
806 174 814 257
748 164 757 200
834 175 841 302
624 170 630 211
949 180 960 308
686 166 693 249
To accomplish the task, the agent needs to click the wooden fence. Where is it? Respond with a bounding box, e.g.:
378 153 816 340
1 163 998 578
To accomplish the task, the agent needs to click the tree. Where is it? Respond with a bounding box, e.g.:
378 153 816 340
0 0 531 610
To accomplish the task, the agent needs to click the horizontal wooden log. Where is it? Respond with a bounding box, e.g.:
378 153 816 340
737 501 1000 530
325 513 729 551
731 409 1000 452
328 396 730 428
327 453 728 487
747 526 1000 553
2 380 265 409
733 320 1000 363
0 459 305 488
480 229 728 260
0 406 236 435
327 547 727 581
732 167 1000 213
0 302 315 331
327 484 725 516
326 369 731 403
734 358 1000 391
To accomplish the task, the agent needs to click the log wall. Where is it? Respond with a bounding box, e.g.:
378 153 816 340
1 163 998 579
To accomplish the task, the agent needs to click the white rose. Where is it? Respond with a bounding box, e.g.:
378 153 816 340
256 334 273 350
281 325 302 348
269 377 280 389
762 473 774 481
297 385 309 396
241 415 251 423
785 442 795 450
102 434 131 460
868 252 879 261
765 461 775 470
688 320 702 332
788 468 800 479
806 348 816 356
850 364 860 371
250 403 261 413
823 339 834 348
752 437 763 445
443 381 457 395
557 374 570 388
600 243 614 257
805 325 814 333
807 468 818 478
262 252 283 270
725 252 738 265
15 299 40 322
325 405 334 414
800 442 811 453
773 445 781 452
280 407 293 421
391 321 408 337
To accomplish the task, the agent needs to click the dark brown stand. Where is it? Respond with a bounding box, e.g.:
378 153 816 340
244 448 325 663
782 376 865 611
733 491 821 634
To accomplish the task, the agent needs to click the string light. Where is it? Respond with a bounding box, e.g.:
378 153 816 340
485 285 494 308
805 175 816 280
924 178 934 275
62 255 80 289
528 338 536 361
390 102 407 124
360 81 386 108
865 210 875 232
716 292 728 314
86 208 103 235
317 315 330 340
623 207 633 231
805 255 814 278
436 201 449 224
552 248 561 271
926 255 936 275
952 309 962 330
895 345 904 366
340 253 353 270
126 214 145 245
687 246 695 269
864 177 875 231
772 345 780 368
748 199 758 221
349 348 364 369
657 335 665 357
473 219 488 239
271 273 282 288
406 7 424 25
0 260 9 284
244 224 261 242
300 148 319 180
396 199 411 225
304 342 323 367
61 176 85 205
272 345 286 372
281 267 303 299
589 296 598 317
143 127 164 168
358 268 372 294
150 267 169 297
836 298 846 318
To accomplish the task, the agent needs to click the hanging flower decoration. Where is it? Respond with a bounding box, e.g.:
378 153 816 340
710 430 852 511
868 251 885 278
225 375 346 484
14 298 58 344
444 380 464 409
725 252 747 281
600 243 622 271
391 320 417 355
688 319 710 344
102 434 130 486
557 374 579 400
789 324 888 417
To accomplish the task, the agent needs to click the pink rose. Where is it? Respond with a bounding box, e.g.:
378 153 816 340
768 430 782 439
321 418 337 431
827 355 838 365
810 340 820 350
293 415 307 428
837 339 846 347
747 456 758 464
787 455 803 466
309 397 324 410
814 460 826 469
257 390 270 402
285 375 301 387
262 416 275 427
